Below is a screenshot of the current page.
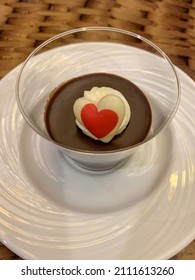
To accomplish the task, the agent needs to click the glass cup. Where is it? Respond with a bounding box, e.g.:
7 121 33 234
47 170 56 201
16 27 180 171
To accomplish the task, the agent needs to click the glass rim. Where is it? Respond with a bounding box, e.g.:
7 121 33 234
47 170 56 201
15 26 181 154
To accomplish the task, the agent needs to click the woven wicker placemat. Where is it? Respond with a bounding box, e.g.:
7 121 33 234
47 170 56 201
0 0 195 78
0 0 195 260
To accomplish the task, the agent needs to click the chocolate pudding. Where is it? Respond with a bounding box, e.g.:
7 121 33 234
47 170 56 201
44 73 152 152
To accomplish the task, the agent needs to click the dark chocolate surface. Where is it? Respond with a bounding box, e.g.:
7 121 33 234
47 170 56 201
44 73 152 152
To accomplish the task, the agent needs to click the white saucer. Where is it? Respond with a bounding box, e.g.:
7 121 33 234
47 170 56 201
0 52 195 259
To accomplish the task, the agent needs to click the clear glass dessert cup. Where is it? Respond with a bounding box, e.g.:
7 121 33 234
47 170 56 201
15 27 180 171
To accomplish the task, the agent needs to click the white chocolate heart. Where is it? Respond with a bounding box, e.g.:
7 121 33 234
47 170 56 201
73 87 131 143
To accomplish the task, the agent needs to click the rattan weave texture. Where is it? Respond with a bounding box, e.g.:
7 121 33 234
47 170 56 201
0 0 195 78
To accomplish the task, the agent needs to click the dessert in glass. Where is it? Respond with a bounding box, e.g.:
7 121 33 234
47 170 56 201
16 27 180 171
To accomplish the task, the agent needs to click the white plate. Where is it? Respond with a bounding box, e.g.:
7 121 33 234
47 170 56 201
0 47 195 260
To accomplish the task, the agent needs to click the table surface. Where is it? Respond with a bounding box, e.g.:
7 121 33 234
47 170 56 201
0 0 195 260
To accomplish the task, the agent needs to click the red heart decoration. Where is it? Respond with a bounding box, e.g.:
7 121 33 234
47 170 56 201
81 103 118 138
